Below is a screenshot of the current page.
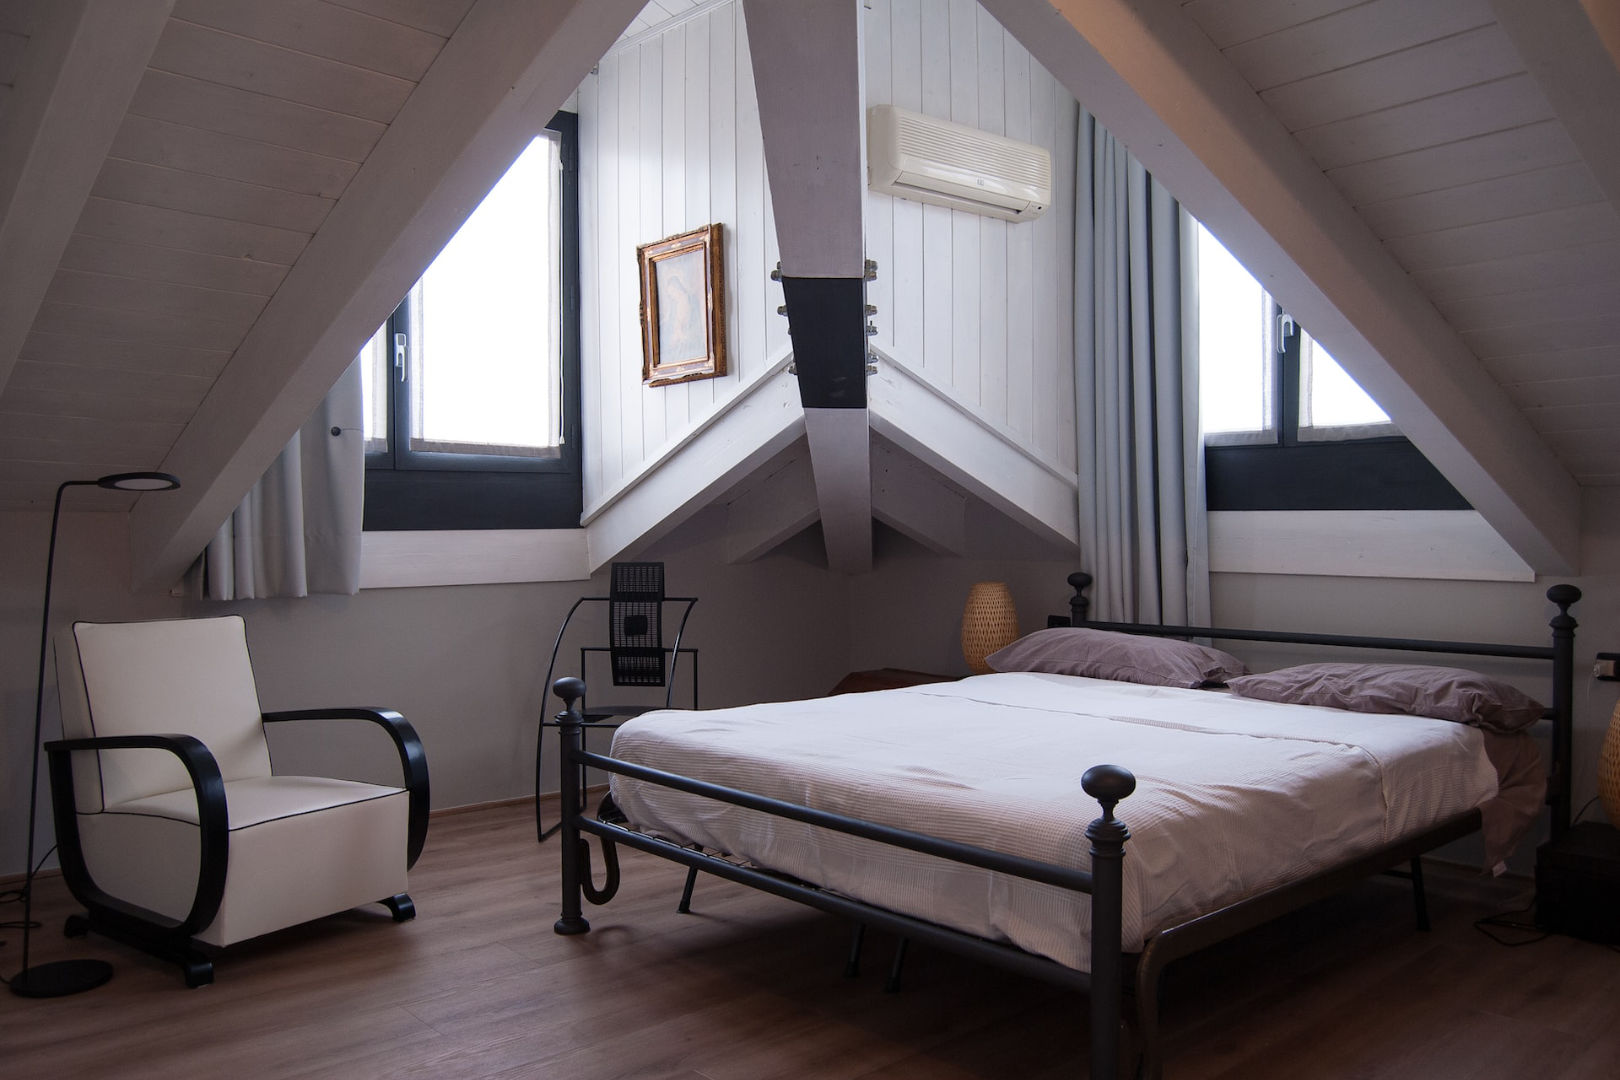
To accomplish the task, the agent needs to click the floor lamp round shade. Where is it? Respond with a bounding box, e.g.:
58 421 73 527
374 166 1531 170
1601 699 1620 826
962 582 1018 675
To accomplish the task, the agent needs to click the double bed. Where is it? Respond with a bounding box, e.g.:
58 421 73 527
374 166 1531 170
548 575 1580 1079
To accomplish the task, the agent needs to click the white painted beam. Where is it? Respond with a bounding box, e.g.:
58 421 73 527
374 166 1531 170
724 447 819 564
868 357 1078 549
982 0 1582 573
0 0 174 394
740 0 864 279
129 0 644 589
1491 0 1620 212
586 368 806 570
804 407 873 574
872 439 967 557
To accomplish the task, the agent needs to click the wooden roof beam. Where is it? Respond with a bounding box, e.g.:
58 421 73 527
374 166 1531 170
982 0 1582 573
742 0 872 574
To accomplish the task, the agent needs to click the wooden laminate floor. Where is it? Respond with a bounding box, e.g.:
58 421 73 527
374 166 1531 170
3 802 1618 1079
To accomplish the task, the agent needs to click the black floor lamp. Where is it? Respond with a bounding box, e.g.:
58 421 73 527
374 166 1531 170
10 471 181 999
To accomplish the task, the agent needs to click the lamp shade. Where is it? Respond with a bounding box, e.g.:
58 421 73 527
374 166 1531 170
962 581 1018 675
1601 699 1620 827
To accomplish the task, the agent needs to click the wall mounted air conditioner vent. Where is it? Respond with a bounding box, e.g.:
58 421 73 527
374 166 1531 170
867 104 1051 222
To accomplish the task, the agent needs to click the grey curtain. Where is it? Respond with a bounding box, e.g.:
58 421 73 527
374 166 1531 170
203 361 365 599
1074 109 1209 625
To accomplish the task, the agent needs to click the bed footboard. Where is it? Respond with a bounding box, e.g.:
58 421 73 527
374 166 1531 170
549 676 1136 1080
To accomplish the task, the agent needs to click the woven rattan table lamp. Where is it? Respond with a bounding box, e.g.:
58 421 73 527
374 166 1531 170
962 581 1018 675
1601 698 1620 826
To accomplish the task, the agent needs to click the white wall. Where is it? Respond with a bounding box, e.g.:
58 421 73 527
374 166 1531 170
864 0 1080 473
0 508 847 877
578 1 789 514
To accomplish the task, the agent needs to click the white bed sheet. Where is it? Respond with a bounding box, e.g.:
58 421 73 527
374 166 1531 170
607 672 1498 971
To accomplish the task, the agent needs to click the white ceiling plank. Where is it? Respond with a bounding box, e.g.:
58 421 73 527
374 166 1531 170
1180 0 1363 52
0 0 174 400
804 408 874 574
130 0 646 589
1259 25 1523 132
59 234 289 296
1384 201 1620 272
740 0 864 278
325 0 475 39
19 330 230 378
1490 0 1620 214
982 0 1581 573
170 0 448 82
111 114 360 200
868 358 1078 549
91 158 336 235
76 196 310 265
1436 276 1620 333
129 69 387 164
1325 120 1580 207
724 448 819 563
871 439 968 557
0 384 197 426
1220 0 1494 93
1357 161 1602 239
32 299 253 352
1488 344 1620 385
1412 238 1620 302
1294 74 1552 173
1463 313 1620 359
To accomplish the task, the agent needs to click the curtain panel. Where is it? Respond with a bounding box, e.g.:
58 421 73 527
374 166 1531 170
202 361 365 600
1074 109 1210 625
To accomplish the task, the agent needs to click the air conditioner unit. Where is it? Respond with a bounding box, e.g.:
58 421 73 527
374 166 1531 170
866 104 1051 222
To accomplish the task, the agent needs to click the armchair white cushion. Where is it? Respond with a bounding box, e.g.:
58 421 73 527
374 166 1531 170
47 616 428 986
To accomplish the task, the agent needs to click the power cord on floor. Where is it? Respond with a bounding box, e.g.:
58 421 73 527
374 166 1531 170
1474 798 1611 950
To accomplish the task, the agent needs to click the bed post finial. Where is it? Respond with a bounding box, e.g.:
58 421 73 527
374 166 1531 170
1082 763 1133 1080
1546 585 1580 841
553 677 591 936
1067 571 1093 626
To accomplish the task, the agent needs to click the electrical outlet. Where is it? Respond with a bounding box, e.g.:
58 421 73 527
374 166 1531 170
1595 652 1620 681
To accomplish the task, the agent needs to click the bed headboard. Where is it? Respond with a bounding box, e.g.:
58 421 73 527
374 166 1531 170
1052 570 1582 841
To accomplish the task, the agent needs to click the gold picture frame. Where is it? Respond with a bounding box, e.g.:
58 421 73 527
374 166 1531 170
637 223 727 387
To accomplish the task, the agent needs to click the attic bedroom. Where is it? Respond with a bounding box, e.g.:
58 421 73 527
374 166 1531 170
3 0 1619 1075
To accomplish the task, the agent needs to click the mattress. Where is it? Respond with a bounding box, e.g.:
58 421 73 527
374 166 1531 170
607 672 1500 971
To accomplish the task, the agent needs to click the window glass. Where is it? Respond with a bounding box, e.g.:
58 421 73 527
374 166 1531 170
1298 331 1390 432
358 323 389 455
411 132 562 458
1196 223 1274 439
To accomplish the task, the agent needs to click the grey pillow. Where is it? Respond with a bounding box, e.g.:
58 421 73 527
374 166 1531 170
1224 663 1546 733
986 627 1248 689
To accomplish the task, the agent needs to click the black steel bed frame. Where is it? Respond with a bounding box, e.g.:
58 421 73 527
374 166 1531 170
552 575 1580 1079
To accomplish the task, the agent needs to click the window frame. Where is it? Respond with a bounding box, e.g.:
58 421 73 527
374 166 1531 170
363 111 582 532
1201 277 1468 513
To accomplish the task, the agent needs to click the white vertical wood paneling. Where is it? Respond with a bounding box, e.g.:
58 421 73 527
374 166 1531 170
584 0 1081 506
583 2 782 507
864 0 1077 470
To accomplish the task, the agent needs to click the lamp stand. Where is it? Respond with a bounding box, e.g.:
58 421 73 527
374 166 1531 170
10 473 179 999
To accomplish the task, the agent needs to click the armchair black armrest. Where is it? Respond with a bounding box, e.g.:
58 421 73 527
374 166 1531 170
42 734 229 940
260 707 430 868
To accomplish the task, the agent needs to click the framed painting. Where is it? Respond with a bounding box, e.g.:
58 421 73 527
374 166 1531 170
637 224 727 387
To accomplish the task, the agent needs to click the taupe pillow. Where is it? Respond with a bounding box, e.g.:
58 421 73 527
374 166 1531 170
986 627 1248 689
1225 663 1546 733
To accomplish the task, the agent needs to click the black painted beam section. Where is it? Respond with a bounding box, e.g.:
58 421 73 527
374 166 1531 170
781 276 867 409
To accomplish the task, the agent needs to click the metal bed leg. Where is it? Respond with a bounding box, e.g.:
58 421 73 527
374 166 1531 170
676 866 699 914
1410 856 1430 932
1084 765 1135 1080
845 923 866 978
884 937 909 993
553 679 590 936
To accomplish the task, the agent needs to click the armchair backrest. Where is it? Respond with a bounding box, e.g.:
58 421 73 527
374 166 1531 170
57 616 273 807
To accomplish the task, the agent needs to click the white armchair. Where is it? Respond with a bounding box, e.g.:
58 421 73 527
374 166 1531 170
45 615 428 987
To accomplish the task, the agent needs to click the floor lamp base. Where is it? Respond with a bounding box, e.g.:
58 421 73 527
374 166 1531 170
10 958 114 998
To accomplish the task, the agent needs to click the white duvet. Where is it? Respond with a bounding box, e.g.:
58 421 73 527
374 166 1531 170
607 672 1498 971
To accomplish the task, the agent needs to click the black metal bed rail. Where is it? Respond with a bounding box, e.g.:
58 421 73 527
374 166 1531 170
576 817 1094 991
571 749 1095 891
549 676 1136 1080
